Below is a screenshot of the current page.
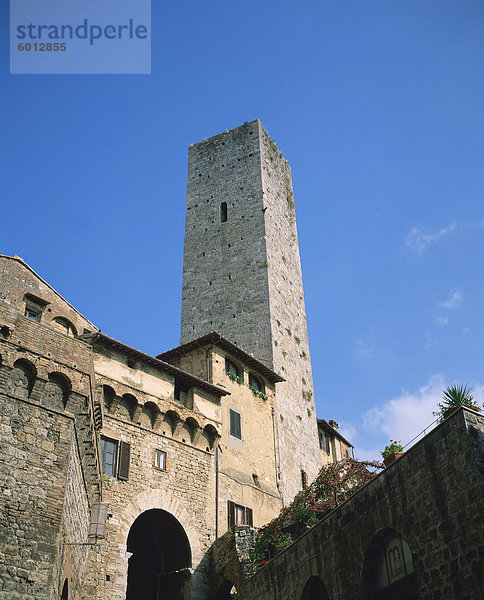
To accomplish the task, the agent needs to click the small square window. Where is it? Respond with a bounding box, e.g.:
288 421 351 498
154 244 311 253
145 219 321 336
154 449 167 471
24 306 41 322
227 501 253 528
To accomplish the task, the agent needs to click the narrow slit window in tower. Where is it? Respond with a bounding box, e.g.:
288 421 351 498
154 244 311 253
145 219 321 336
220 202 228 223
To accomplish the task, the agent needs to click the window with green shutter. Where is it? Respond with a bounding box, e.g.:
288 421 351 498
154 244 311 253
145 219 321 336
229 409 241 439
118 440 131 481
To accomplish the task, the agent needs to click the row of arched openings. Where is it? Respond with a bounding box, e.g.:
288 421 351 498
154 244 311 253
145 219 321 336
5 357 71 409
103 385 219 448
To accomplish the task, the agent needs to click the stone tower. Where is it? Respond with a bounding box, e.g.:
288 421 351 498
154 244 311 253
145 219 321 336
180 120 320 501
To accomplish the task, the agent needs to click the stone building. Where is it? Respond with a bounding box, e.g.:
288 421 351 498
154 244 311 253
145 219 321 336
0 119 329 600
317 418 353 466
181 120 321 502
2 120 479 600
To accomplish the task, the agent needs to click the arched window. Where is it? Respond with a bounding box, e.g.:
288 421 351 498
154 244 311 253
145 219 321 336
301 576 330 600
249 373 263 393
363 529 420 600
225 358 240 378
61 578 69 600
52 317 77 337
126 509 191 600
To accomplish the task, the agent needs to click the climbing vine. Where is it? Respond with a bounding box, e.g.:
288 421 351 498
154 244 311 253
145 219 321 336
249 458 382 572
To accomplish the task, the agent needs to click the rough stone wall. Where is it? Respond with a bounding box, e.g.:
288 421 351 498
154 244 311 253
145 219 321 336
180 121 320 501
181 120 271 363
0 270 102 599
0 256 97 336
257 123 320 500
212 526 258 599
246 408 484 600
93 412 216 600
57 433 90 600
0 370 80 600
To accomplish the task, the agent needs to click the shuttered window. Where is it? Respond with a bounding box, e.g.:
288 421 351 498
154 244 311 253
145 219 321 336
228 501 253 528
229 409 241 439
118 441 131 481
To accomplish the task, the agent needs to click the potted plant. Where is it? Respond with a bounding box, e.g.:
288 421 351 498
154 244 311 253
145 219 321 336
381 440 404 467
434 384 481 421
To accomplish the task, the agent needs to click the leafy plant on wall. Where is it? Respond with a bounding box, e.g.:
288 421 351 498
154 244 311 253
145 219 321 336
249 458 383 572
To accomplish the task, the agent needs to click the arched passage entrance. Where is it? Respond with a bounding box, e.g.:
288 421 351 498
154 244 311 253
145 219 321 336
301 576 330 600
126 509 192 600
61 579 68 600
216 579 237 600
363 529 420 600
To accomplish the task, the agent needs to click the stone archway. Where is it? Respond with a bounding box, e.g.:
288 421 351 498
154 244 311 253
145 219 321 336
216 579 237 600
126 509 192 600
61 579 69 600
300 576 329 600
363 528 421 600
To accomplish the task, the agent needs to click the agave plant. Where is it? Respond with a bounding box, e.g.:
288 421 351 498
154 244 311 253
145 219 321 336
433 384 479 420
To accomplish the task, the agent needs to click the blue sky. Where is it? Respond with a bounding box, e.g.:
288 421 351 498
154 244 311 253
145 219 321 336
2 1 483 460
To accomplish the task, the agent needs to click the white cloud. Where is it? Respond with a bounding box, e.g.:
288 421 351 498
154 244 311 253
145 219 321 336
405 223 456 254
349 377 484 462
362 375 446 448
439 290 463 310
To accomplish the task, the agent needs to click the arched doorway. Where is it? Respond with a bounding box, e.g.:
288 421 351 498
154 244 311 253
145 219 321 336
216 579 237 600
363 529 420 600
301 576 329 600
126 509 191 600
61 579 69 600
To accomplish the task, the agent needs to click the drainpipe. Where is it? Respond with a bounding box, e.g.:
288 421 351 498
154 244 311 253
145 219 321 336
215 442 220 538
271 408 284 508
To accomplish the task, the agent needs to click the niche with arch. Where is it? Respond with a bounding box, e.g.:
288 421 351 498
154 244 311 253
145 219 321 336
9 358 36 399
139 402 160 429
117 394 138 421
300 576 330 600
52 316 77 337
44 372 71 410
163 410 181 437
363 529 420 600
102 385 116 412
182 417 200 444
202 424 219 450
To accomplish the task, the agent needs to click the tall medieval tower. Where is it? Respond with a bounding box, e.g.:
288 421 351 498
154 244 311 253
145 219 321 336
180 120 321 501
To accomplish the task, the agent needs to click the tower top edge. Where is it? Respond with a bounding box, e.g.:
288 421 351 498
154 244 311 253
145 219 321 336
189 119 266 149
